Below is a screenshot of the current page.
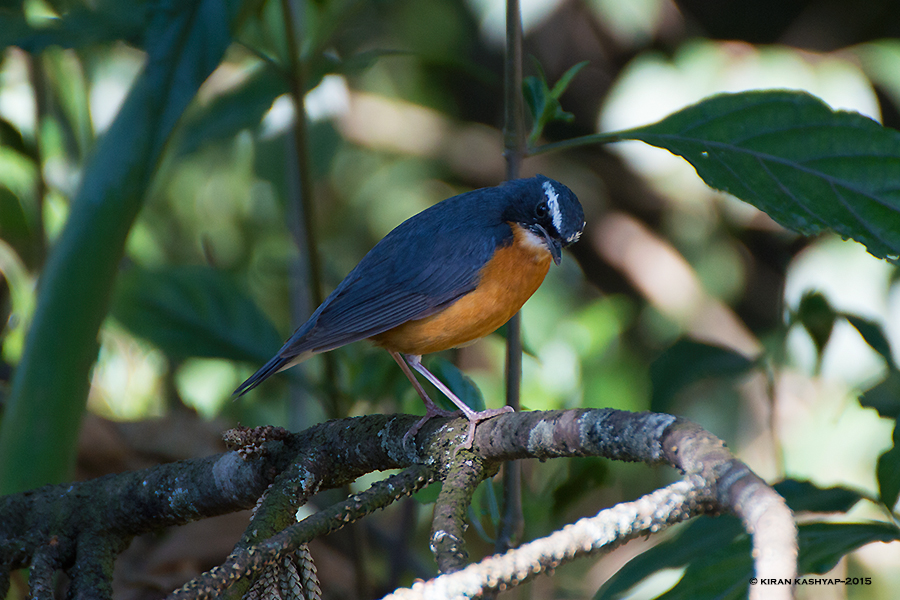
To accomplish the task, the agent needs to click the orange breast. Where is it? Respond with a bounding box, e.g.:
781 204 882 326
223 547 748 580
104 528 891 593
371 224 552 355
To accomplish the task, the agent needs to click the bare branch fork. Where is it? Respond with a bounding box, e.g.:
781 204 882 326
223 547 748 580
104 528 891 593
0 409 797 599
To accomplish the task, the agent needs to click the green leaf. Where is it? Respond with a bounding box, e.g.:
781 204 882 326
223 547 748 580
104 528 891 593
598 520 899 600
111 265 282 364
551 61 589 98
800 522 900 574
551 456 609 516
523 60 586 146
877 423 900 509
467 478 502 544
843 313 895 367
596 480 871 599
594 515 745 600
618 90 900 260
0 116 31 158
796 291 836 369
774 480 863 514
0 185 38 267
0 4 151 52
655 536 752 600
650 338 757 412
859 369 900 418
428 357 485 412
175 63 288 158
0 0 248 495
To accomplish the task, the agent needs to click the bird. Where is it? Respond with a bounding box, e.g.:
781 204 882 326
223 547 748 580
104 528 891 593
235 175 585 447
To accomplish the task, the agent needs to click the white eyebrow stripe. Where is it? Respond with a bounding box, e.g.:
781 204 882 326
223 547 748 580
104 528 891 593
542 180 562 234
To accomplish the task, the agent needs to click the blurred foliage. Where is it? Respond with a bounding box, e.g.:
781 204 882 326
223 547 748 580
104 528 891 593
2 0 900 598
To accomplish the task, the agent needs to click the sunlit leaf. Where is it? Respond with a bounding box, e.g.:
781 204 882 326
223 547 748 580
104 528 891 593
619 90 900 260
112 265 282 364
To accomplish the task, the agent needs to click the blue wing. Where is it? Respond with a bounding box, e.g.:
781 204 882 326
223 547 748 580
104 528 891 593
235 193 510 395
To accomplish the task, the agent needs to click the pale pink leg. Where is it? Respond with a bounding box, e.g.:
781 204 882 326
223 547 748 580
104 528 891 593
388 351 457 447
394 352 513 448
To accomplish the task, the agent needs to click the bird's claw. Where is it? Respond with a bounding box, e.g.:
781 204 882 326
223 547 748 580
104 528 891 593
402 406 460 450
402 405 514 451
457 405 515 450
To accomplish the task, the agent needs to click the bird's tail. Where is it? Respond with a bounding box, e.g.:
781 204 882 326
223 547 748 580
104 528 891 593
233 354 293 397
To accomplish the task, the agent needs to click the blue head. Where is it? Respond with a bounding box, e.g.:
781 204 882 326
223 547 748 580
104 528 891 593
499 175 585 264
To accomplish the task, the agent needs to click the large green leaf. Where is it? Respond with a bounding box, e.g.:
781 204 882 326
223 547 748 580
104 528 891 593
111 266 282 364
618 90 900 260
0 0 248 495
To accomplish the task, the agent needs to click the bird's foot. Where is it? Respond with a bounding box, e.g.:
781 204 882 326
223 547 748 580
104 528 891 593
458 405 514 450
402 405 459 449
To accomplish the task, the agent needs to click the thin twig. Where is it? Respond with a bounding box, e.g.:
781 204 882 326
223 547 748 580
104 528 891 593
167 465 436 600
383 478 709 600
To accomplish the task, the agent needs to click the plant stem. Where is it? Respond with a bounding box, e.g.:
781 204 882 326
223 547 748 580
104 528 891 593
497 0 525 556
528 131 626 156
279 0 341 421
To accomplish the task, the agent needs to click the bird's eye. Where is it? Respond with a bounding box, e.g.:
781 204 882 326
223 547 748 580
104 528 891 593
535 202 549 219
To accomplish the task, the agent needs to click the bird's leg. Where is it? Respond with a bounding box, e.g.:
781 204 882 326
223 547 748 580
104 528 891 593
388 351 457 447
404 354 513 449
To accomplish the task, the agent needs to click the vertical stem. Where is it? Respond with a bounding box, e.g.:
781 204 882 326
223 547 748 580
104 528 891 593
278 3 366 598
497 0 525 556
280 0 324 309
279 0 340 421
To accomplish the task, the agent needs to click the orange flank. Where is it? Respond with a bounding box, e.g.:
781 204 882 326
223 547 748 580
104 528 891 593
371 224 552 355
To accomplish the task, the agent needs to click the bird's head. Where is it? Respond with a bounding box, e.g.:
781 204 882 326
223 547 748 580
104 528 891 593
502 175 585 265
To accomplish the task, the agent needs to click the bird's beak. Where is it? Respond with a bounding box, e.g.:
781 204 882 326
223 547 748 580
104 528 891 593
532 224 562 265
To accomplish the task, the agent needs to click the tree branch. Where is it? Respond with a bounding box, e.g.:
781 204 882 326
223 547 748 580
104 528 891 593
0 410 796 600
